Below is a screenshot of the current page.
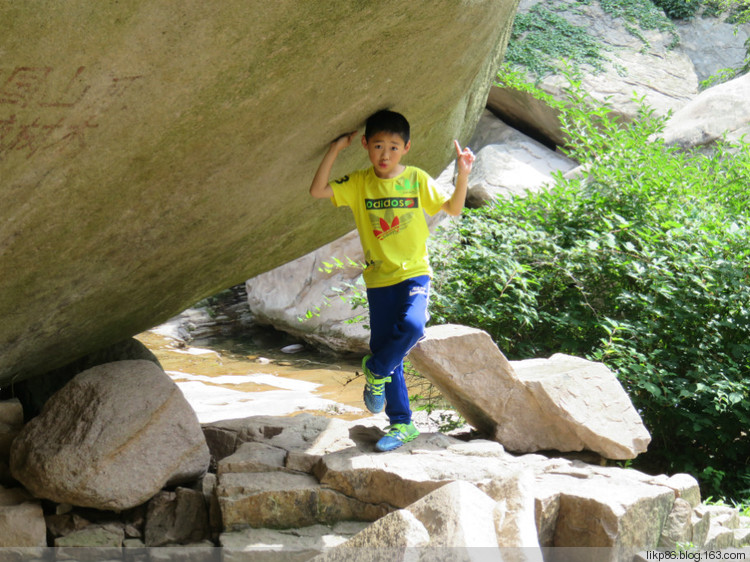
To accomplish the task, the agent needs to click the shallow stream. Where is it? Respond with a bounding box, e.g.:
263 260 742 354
135 330 372 424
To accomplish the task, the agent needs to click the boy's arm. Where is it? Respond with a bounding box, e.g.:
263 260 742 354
309 131 358 199
441 140 475 216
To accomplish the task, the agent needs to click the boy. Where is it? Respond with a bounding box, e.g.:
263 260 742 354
309 109 474 451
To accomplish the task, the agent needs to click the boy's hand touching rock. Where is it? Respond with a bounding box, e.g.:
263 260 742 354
331 131 358 152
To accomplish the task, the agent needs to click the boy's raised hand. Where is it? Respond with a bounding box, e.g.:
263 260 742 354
454 140 475 176
331 130 358 152
310 130 358 199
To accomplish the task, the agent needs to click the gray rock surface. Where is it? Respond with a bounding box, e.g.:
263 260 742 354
675 12 750 81
221 522 368 562
309 510 430 562
204 413 700 554
0 0 519 387
144 487 210 547
3 410 747 552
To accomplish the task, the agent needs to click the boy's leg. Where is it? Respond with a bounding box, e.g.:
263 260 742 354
366 275 430 425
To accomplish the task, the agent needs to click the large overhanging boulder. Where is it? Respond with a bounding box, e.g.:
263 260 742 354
0 1 519 386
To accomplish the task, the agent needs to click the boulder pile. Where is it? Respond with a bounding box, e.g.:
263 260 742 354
3 408 748 558
1 335 749 558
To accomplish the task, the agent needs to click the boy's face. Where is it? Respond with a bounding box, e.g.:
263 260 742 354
362 131 411 179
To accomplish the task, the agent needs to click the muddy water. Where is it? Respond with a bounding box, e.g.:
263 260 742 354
135 331 373 424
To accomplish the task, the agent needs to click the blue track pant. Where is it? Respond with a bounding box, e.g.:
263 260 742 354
365 275 430 425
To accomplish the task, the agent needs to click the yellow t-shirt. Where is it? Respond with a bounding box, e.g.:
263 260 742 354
331 166 449 288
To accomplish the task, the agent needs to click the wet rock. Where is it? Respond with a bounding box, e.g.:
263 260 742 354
10 360 209 510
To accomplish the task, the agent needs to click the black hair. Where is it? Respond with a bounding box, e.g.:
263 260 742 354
364 110 410 144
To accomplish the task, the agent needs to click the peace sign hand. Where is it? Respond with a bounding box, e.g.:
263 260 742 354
454 140 475 176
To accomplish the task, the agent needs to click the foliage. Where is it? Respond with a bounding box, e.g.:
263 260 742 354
722 0 750 22
494 64 567 110
406 360 467 432
430 75 750 501
504 2 607 79
506 0 750 87
299 257 368 326
503 0 685 83
598 0 679 49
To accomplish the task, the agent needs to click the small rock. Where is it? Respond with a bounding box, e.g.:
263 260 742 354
658 498 693 549
0 485 46 547
406 481 501 549
217 442 287 475
221 522 368 562
217 471 387 531
54 523 125 548
309 510 430 561
144 488 210 547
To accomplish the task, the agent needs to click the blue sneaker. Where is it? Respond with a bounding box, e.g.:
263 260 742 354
376 422 420 452
362 355 390 414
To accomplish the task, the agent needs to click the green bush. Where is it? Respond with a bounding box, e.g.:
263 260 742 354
430 76 750 501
